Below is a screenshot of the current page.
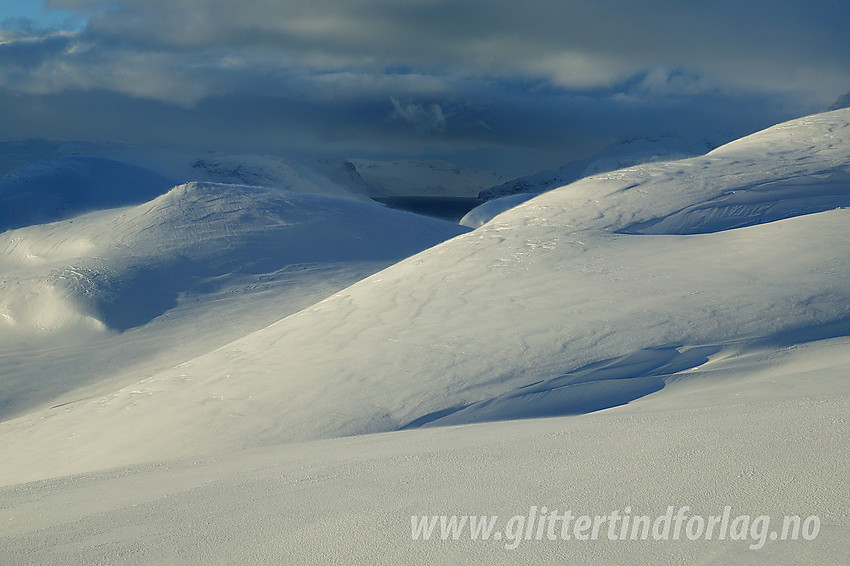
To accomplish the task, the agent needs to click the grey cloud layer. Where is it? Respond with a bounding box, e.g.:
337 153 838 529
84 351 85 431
2 1 848 173
41 0 849 95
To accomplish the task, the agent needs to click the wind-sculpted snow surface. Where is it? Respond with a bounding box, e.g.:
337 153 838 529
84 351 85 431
481 110 850 235
408 345 722 427
1 110 849 566
460 193 537 228
623 170 850 234
466 112 849 230
0 182 468 416
2 110 848 485
1 182 468 335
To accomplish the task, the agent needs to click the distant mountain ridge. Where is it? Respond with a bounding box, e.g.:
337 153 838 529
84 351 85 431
827 91 850 111
478 133 724 200
0 141 508 205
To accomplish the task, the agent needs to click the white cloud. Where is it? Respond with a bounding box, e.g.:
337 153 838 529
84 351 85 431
391 98 447 133
0 32 209 105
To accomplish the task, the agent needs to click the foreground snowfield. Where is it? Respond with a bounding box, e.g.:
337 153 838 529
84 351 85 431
1 110 849 564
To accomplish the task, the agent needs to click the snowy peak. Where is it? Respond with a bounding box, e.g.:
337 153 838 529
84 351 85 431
0 144 373 226
1 181 469 338
0 179 468 419
181 155 368 202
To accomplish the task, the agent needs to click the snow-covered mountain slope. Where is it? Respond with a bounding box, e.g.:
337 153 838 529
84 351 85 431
471 114 849 228
0 140 130 178
3 345 847 564
311 156 380 197
2 109 847 485
0 156 174 231
98 148 499 200
1 110 848 566
478 134 723 200
151 152 370 202
460 192 537 228
827 90 850 111
0 140 504 203
0 183 468 417
0 142 370 209
348 158 508 197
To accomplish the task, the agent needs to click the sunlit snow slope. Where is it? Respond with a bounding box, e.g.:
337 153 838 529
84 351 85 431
2 109 848 486
0 182 468 417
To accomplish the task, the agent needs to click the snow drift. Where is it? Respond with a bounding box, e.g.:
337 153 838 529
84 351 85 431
1 182 468 335
2 109 848 483
0 182 468 416
1 109 848 566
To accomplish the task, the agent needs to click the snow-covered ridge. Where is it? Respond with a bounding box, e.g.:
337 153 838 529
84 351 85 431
0 144 371 219
460 192 536 228
2 109 847 484
470 109 850 231
0 182 468 417
477 133 723 201
827 90 850 111
1 110 848 566
179 154 369 202
1 141 507 206
0 179 469 334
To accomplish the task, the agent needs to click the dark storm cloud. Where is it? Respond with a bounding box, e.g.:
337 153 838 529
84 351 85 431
2 1 848 174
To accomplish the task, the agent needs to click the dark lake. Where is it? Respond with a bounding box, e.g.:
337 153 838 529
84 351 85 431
373 196 484 223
